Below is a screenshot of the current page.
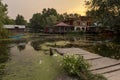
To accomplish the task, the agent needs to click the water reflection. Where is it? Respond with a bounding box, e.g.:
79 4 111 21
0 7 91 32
17 43 26 51
0 41 10 79
31 40 42 51
0 42 10 63
92 42 120 59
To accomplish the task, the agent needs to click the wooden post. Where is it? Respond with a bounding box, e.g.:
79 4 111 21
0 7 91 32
50 48 53 56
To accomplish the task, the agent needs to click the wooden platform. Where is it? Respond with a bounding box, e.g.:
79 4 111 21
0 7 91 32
54 48 120 80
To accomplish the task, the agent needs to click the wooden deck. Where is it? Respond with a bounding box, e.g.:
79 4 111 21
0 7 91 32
54 48 120 80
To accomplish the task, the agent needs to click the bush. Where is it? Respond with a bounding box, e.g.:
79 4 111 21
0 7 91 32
63 55 90 79
62 55 107 80
0 28 10 39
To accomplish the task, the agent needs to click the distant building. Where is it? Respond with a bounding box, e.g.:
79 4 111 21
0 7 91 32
44 22 74 34
44 16 95 34
54 22 74 33
64 16 93 32
4 25 26 33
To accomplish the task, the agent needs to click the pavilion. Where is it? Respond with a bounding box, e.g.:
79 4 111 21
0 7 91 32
54 22 74 33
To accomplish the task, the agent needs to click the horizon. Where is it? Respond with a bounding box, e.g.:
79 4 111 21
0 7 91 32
3 0 87 21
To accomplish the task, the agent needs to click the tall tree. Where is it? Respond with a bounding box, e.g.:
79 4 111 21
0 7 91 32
85 0 120 30
0 0 7 26
29 8 61 32
46 15 58 26
29 13 45 32
15 14 27 25
0 0 9 38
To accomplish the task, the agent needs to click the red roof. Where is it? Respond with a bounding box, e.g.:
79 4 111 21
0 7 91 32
54 22 72 27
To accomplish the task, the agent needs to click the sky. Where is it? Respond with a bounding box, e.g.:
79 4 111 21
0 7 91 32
3 0 87 21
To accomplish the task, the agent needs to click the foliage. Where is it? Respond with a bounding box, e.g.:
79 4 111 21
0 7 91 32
0 28 10 38
29 8 81 33
0 0 8 26
85 0 120 31
0 43 10 63
93 42 120 59
0 0 10 38
29 13 44 32
29 8 60 33
63 55 90 79
46 15 58 26
3 16 15 25
62 13 81 21
15 14 27 25
62 55 107 80
88 74 107 80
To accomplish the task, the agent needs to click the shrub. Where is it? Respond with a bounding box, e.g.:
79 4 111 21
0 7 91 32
63 55 90 79
62 55 107 80
0 28 10 39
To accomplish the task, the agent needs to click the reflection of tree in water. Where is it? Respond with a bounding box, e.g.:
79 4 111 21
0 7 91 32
93 42 120 60
31 40 42 51
112 36 120 44
15 39 28 51
17 44 26 51
0 41 10 79
0 43 10 63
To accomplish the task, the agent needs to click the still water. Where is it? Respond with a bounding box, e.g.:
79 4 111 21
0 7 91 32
0 35 120 80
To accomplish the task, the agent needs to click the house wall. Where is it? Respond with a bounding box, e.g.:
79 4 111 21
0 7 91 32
73 17 93 32
7 28 25 33
4 25 26 34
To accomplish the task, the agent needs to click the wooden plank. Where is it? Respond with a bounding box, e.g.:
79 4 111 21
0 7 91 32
104 70 120 80
55 48 102 60
92 64 120 74
82 54 102 60
88 58 119 70
55 48 92 55
55 48 83 55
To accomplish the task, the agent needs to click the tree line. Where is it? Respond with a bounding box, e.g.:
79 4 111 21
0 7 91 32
1 0 120 36
85 0 120 34
28 8 81 32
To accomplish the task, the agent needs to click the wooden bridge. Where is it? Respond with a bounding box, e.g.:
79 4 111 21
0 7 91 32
53 48 120 80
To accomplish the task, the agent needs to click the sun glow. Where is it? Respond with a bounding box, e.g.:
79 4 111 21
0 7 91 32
67 5 87 16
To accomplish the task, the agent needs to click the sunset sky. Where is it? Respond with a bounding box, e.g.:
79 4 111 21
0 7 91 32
3 0 87 21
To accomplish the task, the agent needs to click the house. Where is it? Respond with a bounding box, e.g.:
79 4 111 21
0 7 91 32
4 25 26 33
44 16 94 34
73 16 93 32
44 22 74 34
54 22 74 34
64 16 93 32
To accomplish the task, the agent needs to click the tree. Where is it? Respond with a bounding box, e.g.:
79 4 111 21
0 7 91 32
85 0 120 32
29 13 45 32
0 0 10 38
15 14 27 25
42 8 58 17
29 8 61 32
0 0 7 26
46 15 58 26
4 16 15 25
29 8 81 33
